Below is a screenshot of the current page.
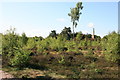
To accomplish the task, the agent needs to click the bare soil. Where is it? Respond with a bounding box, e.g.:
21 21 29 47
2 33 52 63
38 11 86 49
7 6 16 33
0 70 14 79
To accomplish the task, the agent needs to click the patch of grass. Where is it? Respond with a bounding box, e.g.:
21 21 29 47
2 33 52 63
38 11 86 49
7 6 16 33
94 68 104 74
57 55 65 64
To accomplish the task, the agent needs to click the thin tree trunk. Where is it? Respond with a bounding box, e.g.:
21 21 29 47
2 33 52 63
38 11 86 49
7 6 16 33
73 24 74 40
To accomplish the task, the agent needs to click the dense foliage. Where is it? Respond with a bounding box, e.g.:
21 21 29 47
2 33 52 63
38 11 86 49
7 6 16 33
2 28 30 68
1 27 119 79
2 27 119 66
101 31 120 62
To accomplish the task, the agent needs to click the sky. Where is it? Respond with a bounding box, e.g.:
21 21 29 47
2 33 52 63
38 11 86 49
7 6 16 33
0 2 118 38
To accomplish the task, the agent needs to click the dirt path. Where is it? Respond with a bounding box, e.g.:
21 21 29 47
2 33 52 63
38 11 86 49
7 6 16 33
0 70 14 79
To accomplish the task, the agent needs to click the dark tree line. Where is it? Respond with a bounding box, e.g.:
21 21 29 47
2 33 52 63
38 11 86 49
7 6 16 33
48 27 101 41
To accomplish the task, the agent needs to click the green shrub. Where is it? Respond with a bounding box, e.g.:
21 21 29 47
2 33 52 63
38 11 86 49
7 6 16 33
101 38 107 51
87 40 92 46
80 64 85 69
2 28 21 56
89 62 96 69
21 32 28 46
42 52 49 56
77 40 86 48
37 38 51 52
65 41 76 50
91 41 97 46
77 39 89 48
57 55 65 64
84 49 94 57
36 41 45 53
2 28 30 68
76 32 83 40
25 38 36 49
103 31 120 62
37 37 65 52
94 69 103 74
67 48 79 53
49 37 65 51
10 49 30 68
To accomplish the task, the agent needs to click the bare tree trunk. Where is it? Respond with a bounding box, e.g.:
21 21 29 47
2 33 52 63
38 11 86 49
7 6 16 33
73 24 74 40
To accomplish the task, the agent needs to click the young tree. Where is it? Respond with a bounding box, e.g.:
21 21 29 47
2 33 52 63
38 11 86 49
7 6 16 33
68 2 83 39
0 33 2 55
61 27 71 34
2 28 19 56
102 31 120 62
49 30 57 39
2 28 30 68
76 31 83 40
21 32 28 45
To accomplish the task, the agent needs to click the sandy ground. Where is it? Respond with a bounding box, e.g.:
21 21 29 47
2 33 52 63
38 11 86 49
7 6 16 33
0 56 14 79
0 70 14 79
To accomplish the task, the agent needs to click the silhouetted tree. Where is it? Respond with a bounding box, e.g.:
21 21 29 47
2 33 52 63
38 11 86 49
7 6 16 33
60 27 72 40
49 30 57 39
39 36 44 40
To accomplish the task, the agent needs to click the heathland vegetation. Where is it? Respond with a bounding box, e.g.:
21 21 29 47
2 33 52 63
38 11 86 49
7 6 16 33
1 27 120 79
1 2 120 79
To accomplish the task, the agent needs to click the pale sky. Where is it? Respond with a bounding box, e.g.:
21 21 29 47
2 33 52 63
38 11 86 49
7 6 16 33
0 2 118 38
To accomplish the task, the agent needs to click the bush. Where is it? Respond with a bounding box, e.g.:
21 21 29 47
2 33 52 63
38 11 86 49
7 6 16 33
37 38 51 53
2 28 20 56
76 32 83 40
10 49 30 68
91 41 100 47
2 28 30 68
94 69 103 74
57 55 65 64
65 41 76 50
103 31 120 62
37 37 65 52
84 49 94 57
49 37 65 51
77 39 88 48
25 38 36 49
89 62 96 69
21 32 28 46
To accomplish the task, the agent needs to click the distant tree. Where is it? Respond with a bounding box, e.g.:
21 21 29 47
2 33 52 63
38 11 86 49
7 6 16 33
49 30 57 39
61 27 71 34
85 34 92 39
94 35 101 41
60 27 72 40
21 32 28 45
68 2 83 39
39 36 44 41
